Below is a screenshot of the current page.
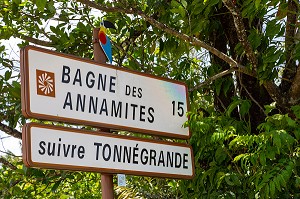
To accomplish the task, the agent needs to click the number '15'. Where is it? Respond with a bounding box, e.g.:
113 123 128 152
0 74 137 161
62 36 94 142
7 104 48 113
172 101 184 117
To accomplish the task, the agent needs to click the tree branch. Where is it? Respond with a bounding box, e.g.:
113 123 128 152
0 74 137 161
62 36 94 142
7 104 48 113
281 0 298 92
222 0 257 69
0 122 22 139
111 40 145 71
135 10 240 68
0 157 17 170
78 0 289 111
15 33 53 47
190 68 236 91
223 147 243 176
239 79 266 115
263 81 289 112
289 68 300 105
190 65 259 91
222 0 290 111
76 0 239 68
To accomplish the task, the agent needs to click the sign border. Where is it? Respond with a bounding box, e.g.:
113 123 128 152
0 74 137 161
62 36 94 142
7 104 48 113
22 123 195 179
21 45 191 139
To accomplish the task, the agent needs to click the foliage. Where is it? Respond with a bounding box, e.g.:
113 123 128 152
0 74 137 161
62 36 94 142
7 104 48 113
0 157 102 198
1 0 300 198
180 104 300 198
115 176 181 199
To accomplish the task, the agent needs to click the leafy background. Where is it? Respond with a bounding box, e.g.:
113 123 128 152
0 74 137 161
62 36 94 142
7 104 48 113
1 0 300 198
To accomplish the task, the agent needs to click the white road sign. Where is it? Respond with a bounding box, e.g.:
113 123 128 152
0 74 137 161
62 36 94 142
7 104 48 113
21 46 190 139
22 123 194 179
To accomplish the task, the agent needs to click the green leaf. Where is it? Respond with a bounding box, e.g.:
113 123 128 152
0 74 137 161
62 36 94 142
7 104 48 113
60 194 69 199
281 173 290 186
13 185 22 194
264 102 276 115
204 0 220 6
291 105 300 119
36 0 47 11
211 132 225 143
22 165 28 176
231 174 241 186
215 79 222 96
295 176 300 189
225 175 235 186
51 180 61 193
241 0 256 18
255 0 261 9
265 20 282 38
0 45 5 52
226 99 241 117
278 174 286 187
248 30 262 49
171 0 181 7
233 154 246 162
266 148 275 160
264 184 270 198
46 1 56 14
263 48 281 63
181 0 187 8
178 6 186 17
16 169 24 175
216 171 225 188
293 129 300 140
286 116 296 127
273 177 281 191
223 78 232 97
4 70 12 81
259 152 266 166
215 147 227 164
269 181 275 197
10 81 21 99
273 133 281 153
240 100 251 117
13 0 21 5
276 2 288 19
77 22 86 30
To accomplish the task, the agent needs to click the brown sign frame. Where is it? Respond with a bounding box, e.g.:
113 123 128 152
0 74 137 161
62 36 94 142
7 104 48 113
22 123 195 179
21 45 191 139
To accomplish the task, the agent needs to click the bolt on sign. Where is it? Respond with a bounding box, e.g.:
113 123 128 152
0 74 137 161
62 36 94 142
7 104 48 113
22 123 195 179
21 46 190 139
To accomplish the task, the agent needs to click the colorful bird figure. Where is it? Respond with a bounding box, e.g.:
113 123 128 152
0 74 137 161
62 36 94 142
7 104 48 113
98 20 116 64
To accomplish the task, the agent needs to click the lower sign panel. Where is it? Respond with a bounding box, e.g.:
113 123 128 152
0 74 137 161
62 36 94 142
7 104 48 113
22 123 194 179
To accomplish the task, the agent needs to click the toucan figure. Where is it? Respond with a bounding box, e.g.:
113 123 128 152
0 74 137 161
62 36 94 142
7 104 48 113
98 20 116 64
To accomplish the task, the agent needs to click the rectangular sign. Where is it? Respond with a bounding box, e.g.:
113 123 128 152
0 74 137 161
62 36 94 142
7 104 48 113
22 123 194 179
21 46 190 139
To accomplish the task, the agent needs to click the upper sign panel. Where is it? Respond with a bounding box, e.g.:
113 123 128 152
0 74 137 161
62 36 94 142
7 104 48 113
21 46 190 139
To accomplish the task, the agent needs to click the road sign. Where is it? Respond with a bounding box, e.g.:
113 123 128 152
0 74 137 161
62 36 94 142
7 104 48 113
21 46 190 139
22 123 194 179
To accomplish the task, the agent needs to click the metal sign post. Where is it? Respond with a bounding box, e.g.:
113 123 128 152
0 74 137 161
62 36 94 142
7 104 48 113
93 28 114 199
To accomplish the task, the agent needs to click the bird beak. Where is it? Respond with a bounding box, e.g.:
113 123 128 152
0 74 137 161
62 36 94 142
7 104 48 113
103 20 116 29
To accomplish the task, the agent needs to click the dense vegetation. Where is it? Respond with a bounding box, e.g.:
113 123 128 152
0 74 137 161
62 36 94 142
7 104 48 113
1 0 300 198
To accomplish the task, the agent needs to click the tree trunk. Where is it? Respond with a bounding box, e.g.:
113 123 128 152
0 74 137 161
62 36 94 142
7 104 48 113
211 5 274 133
